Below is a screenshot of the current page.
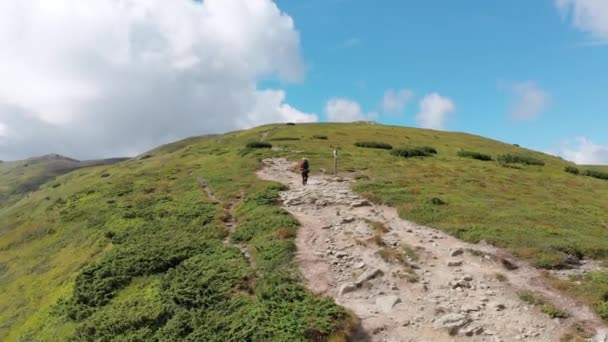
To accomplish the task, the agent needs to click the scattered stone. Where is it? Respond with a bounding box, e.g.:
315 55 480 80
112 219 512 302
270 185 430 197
492 302 506 311
339 282 358 295
350 199 371 208
462 326 484 336
461 303 480 312
452 280 471 289
500 257 519 270
321 224 332 229
376 295 401 313
462 274 474 281
335 251 348 259
402 320 411 327
354 262 366 269
355 268 384 286
448 261 463 267
434 313 471 335
450 248 464 257
341 216 356 224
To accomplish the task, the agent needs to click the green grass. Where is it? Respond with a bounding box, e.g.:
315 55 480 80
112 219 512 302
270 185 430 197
517 290 569 319
0 132 354 341
2 122 608 339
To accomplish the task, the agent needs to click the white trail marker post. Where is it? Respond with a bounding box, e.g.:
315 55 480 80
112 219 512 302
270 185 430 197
333 148 338 176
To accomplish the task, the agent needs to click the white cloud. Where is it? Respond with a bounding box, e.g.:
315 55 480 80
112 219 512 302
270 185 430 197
325 98 366 122
552 137 608 164
382 88 414 114
556 0 608 40
0 0 315 160
415 93 455 130
508 81 550 121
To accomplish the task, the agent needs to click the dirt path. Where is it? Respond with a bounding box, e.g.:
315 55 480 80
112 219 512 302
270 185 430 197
257 158 608 342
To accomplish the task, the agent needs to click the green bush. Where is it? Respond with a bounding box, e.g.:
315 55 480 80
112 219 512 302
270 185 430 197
565 166 580 175
312 135 328 140
458 150 492 161
354 141 393 150
420 146 438 154
497 153 545 166
541 304 569 319
390 147 434 158
245 142 272 149
582 170 608 181
597 301 608 320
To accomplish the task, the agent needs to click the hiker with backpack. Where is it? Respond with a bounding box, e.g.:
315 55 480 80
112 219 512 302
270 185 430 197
300 158 310 185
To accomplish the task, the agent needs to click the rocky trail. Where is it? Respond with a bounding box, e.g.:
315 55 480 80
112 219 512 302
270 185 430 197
257 158 608 342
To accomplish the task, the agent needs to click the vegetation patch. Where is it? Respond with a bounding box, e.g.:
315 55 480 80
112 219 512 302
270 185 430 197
517 290 569 319
245 141 272 149
390 147 436 158
354 141 393 150
564 166 580 175
312 135 328 140
582 169 608 181
457 150 493 161
497 153 545 166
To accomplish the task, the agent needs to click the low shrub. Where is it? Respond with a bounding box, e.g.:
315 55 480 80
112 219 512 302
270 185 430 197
286 122 296 126
458 150 492 161
597 301 608 320
582 169 608 181
541 304 569 319
430 197 446 205
245 141 272 149
497 153 545 166
390 147 435 158
354 141 393 150
420 146 438 154
565 166 580 175
312 135 328 140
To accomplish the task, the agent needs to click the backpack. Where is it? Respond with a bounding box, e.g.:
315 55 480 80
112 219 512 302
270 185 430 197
301 160 309 170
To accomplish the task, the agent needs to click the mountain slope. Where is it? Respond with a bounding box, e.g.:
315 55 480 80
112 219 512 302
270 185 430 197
0 154 128 208
0 123 607 341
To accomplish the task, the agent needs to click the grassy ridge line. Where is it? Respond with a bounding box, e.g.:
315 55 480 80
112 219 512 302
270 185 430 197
1 135 354 341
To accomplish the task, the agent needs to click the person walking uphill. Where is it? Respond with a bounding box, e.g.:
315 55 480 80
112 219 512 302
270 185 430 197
300 158 310 185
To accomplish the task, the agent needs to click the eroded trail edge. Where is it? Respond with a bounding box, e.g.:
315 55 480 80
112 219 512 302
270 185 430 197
257 158 608 342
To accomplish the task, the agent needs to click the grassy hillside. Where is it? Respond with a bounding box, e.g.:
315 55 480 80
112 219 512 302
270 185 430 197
0 154 127 208
1 122 607 341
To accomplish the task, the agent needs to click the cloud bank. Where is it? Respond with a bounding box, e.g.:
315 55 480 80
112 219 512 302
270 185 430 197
415 93 455 130
556 0 608 40
325 98 369 122
0 0 316 160
552 137 608 164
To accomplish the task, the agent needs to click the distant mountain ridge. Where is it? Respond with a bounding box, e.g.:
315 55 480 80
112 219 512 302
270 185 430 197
0 153 128 206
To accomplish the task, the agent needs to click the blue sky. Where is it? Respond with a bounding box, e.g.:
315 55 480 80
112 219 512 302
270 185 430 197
0 0 606 163
271 0 608 162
